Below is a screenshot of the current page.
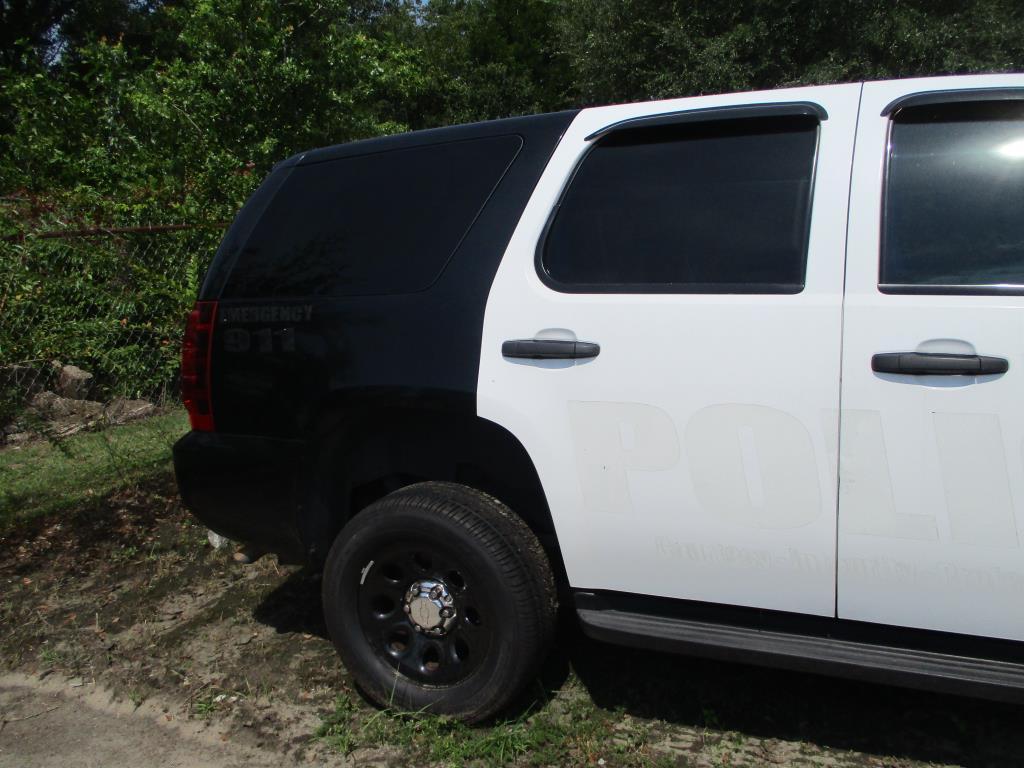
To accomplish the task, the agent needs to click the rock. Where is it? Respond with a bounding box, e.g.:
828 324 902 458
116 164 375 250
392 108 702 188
30 391 104 420
28 391 105 437
232 545 265 564
207 531 231 550
104 397 155 425
55 364 94 400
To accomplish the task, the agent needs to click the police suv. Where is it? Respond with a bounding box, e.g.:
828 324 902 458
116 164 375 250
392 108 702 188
174 74 1024 722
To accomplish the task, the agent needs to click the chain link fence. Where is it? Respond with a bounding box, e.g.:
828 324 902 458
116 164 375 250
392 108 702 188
1 224 224 445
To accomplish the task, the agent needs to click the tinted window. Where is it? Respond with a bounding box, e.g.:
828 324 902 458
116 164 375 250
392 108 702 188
224 135 522 298
882 101 1024 291
541 116 818 293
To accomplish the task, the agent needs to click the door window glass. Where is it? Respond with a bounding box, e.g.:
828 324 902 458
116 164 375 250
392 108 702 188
540 115 819 293
882 100 1024 292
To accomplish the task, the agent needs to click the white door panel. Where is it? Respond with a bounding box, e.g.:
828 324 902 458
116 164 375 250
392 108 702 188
479 84 861 616
840 74 1024 640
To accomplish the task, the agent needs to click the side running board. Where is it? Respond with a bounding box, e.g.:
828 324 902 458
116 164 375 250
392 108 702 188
576 599 1024 704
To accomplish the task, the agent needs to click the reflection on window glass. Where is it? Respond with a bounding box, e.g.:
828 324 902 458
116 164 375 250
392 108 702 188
224 135 522 298
541 116 818 293
883 101 1024 289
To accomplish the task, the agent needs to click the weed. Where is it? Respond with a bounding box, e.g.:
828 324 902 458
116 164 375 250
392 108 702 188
38 646 63 667
316 693 360 754
613 714 654 759
192 692 218 718
110 544 140 564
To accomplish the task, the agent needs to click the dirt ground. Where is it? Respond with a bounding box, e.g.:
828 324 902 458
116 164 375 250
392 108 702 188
0 671 301 768
1 477 1023 767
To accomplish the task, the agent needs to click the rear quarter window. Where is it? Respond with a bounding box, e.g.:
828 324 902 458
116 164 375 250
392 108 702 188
223 135 523 298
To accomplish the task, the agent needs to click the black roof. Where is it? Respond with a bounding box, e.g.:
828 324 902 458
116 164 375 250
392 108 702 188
277 110 579 169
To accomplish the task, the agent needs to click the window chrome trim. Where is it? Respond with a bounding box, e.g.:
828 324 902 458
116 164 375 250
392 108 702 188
879 283 1024 296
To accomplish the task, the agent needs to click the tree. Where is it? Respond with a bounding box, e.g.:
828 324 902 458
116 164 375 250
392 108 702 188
555 0 1024 105
412 0 571 126
1 1 173 70
1 0 428 225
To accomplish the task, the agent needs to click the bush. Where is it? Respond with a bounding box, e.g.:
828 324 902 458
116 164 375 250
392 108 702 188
0 225 221 424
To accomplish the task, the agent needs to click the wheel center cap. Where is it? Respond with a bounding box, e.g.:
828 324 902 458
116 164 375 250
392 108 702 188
409 597 441 628
403 579 456 636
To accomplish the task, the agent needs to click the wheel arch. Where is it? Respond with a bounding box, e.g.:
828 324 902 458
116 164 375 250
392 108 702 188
300 404 565 580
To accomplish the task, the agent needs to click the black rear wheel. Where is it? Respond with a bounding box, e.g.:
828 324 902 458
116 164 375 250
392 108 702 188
322 482 556 722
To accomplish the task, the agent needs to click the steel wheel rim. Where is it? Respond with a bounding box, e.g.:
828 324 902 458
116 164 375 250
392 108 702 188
356 540 492 686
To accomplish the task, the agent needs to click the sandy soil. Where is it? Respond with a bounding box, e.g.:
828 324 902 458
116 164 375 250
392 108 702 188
0 672 325 768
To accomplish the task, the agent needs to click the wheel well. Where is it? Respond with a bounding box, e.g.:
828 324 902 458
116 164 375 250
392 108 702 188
302 407 564 578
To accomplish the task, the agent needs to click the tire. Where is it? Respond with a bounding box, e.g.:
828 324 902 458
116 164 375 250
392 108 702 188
321 481 557 723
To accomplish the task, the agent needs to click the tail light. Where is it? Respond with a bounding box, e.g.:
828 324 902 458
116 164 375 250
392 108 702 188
182 300 217 431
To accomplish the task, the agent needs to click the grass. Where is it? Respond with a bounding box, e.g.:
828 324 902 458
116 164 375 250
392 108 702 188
192 692 218 718
316 685 675 767
0 409 189 528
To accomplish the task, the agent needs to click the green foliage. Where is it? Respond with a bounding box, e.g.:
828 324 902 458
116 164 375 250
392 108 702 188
1 1 429 420
0 227 220 407
2 0 1023 429
411 0 572 125
555 0 1024 104
1 0 428 225
0 1 171 71
5 0 1024 220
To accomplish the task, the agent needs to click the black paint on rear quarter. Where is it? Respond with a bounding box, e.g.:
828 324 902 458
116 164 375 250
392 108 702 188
174 111 577 560
204 111 577 437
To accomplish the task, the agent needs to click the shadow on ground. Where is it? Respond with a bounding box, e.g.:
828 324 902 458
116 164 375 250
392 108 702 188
564 612 1024 768
252 572 1024 768
252 568 328 639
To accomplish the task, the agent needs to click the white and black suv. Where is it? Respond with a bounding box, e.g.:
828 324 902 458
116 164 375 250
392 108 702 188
174 74 1024 722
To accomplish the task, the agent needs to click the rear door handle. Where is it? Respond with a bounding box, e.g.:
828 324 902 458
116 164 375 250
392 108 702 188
502 339 600 360
872 352 1009 376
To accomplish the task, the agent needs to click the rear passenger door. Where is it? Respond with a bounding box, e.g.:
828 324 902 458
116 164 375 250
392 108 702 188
479 85 861 617
840 75 1024 641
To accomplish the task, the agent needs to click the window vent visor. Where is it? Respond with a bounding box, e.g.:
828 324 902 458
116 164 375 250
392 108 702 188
584 102 828 142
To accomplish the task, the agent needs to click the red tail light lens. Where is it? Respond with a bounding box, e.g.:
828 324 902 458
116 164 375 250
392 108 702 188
182 300 217 431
